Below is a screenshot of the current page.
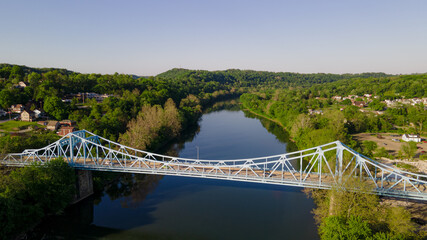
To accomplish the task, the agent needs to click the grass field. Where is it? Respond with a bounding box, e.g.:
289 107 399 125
0 121 44 132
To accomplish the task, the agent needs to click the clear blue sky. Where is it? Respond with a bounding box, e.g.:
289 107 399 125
1 0 426 75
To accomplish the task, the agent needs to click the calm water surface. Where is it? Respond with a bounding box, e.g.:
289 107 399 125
34 108 319 240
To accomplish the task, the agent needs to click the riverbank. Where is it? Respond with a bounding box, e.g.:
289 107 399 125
241 105 297 145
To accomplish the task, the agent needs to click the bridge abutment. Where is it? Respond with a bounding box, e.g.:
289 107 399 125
72 170 94 204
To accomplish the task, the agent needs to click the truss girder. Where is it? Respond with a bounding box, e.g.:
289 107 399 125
1 130 426 201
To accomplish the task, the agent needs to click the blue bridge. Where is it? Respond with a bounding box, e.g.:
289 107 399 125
1 130 426 201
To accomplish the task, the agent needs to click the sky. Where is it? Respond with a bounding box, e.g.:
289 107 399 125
1 0 427 76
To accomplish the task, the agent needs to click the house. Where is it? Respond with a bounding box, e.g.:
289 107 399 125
18 81 28 88
402 134 421 143
21 110 35 122
353 101 365 108
33 109 44 119
46 121 60 131
308 109 323 115
10 104 24 113
59 119 76 127
58 126 76 136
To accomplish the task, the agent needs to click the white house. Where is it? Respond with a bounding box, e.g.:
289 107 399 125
402 134 421 143
33 109 43 118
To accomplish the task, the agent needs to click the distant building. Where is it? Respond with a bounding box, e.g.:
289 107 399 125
402 134 421 143
353 101 365 108
46 121 60 131
58 126 76 136
308 109 323 115
18 81 28 88
332 96 342 101
63 92 114 103
33 109 44 119
21 110 35 122
10 104 24 113
59 119 76 127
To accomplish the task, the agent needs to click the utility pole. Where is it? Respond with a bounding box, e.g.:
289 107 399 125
196 146 199 160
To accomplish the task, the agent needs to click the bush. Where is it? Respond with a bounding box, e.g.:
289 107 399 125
374 147 389 158
320 215 372 240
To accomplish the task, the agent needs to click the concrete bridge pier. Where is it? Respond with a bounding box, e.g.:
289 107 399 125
72 169 94 204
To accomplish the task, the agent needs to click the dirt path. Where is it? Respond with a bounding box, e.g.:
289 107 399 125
379 158 427 174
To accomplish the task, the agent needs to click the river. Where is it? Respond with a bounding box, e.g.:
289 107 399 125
31 104 319 239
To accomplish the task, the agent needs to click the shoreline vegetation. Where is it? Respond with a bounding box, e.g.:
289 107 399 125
242 106 294 141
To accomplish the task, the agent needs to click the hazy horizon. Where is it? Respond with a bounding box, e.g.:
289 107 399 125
5 62 423 77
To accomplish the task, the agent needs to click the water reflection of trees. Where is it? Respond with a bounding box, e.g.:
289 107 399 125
243 110 298 153
205 99 241 112
101 122 202 208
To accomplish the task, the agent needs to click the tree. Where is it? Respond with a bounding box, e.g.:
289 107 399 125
342 99 352 105
0 89 14 109
407 104 427 134
362 140 378 157
369 99 386 111
43 96 67 120
319 216 372 240
291 114 314 136
307 178 421 240
374 147 389 158
400 142 417 160
386 206 416 237
119 99 181 151
27 72 41 88
0 159 75 239
9 65 24 82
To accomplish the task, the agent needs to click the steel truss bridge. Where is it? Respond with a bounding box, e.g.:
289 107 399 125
1 130 426 200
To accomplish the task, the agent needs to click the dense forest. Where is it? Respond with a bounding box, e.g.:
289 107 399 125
0 64 388 151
